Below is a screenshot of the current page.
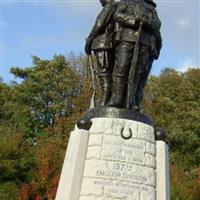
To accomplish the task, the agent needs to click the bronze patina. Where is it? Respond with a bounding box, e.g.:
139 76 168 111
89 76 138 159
85 0 162 111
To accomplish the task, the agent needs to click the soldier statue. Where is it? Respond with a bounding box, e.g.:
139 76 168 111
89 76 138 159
85 0 118 106
132 0 162 111
85 0 162 111
108 0 162 110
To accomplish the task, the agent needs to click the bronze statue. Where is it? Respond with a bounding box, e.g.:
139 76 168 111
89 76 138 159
85 0 118 106
85 0 162 111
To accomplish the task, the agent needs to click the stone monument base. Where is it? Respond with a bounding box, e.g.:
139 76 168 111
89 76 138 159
56 108 170 200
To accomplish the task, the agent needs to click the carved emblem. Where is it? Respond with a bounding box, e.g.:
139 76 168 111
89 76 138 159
120 127 132 140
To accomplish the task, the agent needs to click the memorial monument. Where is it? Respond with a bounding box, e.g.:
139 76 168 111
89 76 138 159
56 0 170 199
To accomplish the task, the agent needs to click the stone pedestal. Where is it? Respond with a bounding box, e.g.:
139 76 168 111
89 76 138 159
156 141 170 200
56 108 170 200
79 118 156 200
55 129 89 200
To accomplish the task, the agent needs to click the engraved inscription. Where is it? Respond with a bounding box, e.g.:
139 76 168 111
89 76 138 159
101 135 145 164
95 179 140 198
84 160 155 186
81 178 155 199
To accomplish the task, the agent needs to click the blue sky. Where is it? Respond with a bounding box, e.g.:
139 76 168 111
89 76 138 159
0 0 200 83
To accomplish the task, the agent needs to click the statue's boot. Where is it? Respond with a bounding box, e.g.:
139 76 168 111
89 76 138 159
133 94 141 112
99 75 112 106
133 83 144 112
132 105 141 112
108 77 126 108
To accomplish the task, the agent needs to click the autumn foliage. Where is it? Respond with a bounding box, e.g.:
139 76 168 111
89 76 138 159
0 55 199 199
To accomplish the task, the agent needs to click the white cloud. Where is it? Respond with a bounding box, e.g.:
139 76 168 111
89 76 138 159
178 57 200 72
176 17 190 28
157 1 199 68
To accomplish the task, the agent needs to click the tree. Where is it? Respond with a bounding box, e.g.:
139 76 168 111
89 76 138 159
143 68 200 169
9 55 81 137
0 55 88 199
143 68 200 200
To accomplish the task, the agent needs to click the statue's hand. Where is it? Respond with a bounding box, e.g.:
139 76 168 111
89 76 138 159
85 38 92 55
150 49 159 60
135 15 150 26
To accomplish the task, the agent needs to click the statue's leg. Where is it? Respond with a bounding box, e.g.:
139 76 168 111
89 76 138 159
134 45 152 109
135 58 154 107
94 50 112 106
109 42 134 108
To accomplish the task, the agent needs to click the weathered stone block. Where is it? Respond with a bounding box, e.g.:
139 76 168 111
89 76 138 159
88 135 103 146
138 124 155 142
140 186 155 200
80 178 103 196
146 141 156 156
86 146 101 159
146 154 156 168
